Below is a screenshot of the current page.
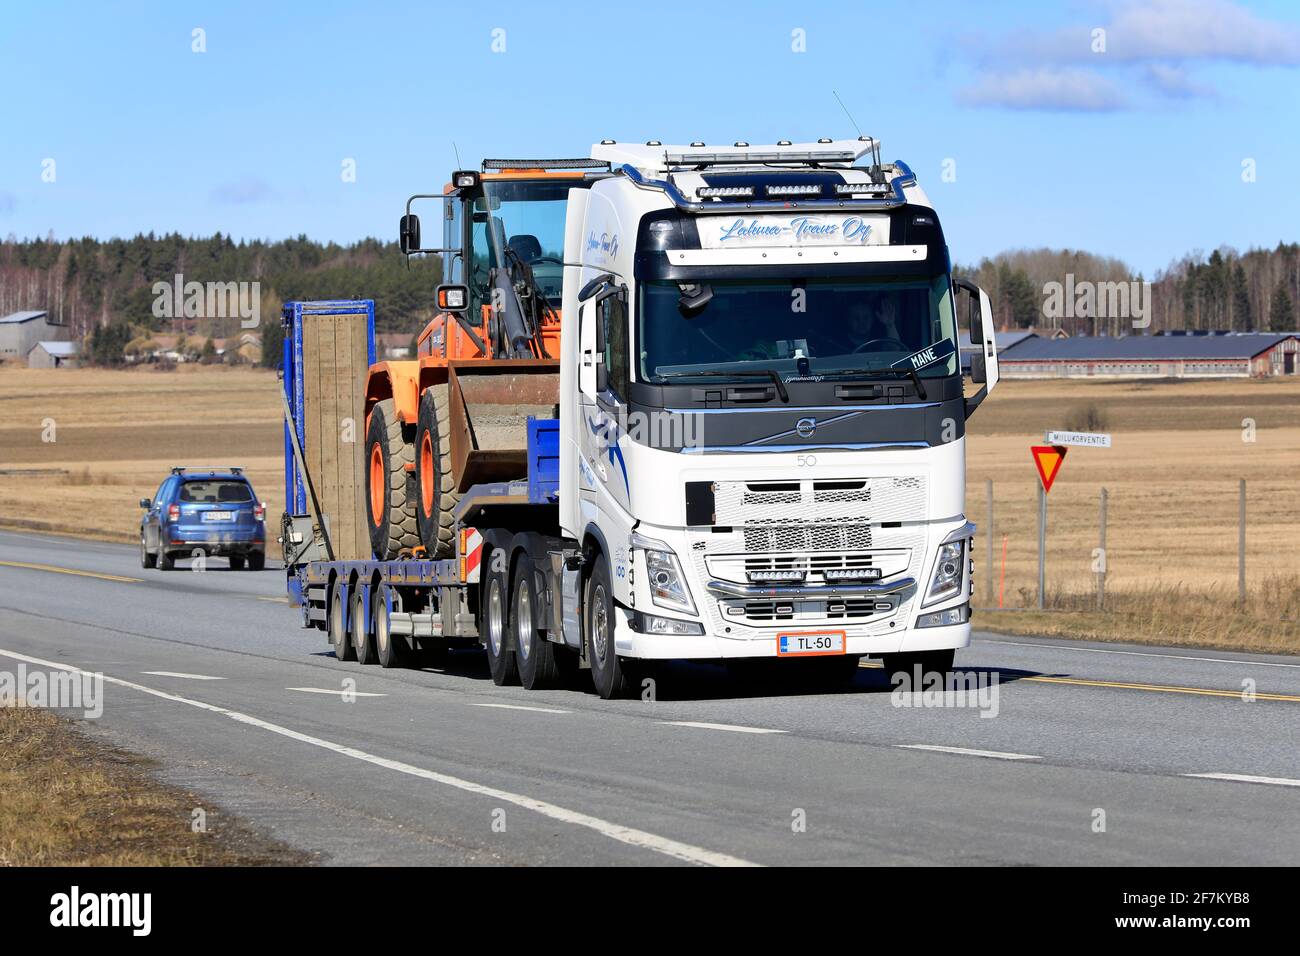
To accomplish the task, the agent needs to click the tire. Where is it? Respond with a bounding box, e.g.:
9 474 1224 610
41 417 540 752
247 550 265 571
584 553 635 700
366 398 418 560
329 585 354 661
878 648 955 687
373 583 408 669
229 555 246 570
483 548 519 686
513 555 561 690
352 585 377 664
415 385 460 558
140 534 157 569
158 551 174 571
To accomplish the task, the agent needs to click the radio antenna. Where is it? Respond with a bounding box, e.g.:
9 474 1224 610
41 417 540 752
832 90 863 138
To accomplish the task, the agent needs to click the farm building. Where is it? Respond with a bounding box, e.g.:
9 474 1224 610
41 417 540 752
0 310 67 361
998 331 1300 379
27 340 79 368
958 328 1041 373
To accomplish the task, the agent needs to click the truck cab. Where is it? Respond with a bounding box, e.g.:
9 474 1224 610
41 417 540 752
557 138 998 691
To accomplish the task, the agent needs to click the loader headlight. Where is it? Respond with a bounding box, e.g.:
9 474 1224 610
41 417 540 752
632 534 696 615
923 539 965 607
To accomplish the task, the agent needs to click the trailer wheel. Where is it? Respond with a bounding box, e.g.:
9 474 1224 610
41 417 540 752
878 649 954 686
352 585 377 664
513 555 560 690
584 554 635 700
366 398 419 560
329 584 354 661
373 583 408 668
483 551 519 686
415 385 460 558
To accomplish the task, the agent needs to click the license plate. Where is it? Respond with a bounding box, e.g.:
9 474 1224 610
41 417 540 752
776 630 845 657
202 511 235 522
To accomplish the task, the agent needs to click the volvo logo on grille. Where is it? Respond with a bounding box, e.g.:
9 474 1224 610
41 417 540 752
795 417 817 438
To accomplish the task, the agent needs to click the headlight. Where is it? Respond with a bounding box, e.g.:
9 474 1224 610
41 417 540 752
643 548 696 615
632 610 704 635
923 539 965 607
917 604 969 628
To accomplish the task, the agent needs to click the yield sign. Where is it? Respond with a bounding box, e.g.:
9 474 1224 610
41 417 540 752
1031 445 1067 493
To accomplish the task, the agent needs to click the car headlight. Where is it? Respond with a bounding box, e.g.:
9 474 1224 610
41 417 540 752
923 539 965 607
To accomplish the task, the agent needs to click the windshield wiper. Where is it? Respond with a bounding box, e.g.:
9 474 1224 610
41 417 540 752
820 366 927 400
657 368 789 403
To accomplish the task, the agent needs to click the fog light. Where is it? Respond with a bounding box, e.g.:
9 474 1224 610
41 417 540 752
916 604 969 628
632 611 704 636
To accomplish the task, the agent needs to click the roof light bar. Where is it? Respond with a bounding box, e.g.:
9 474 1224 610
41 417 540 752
698 185 755 198
766 183 823 197
481 158 609 170
835 182 892 195
664 148 858 166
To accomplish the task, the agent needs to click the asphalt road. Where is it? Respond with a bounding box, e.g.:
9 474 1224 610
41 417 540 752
1 528 1296 866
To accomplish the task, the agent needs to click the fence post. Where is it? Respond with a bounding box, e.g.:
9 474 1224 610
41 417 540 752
1097 486 1108 610
1239 478 1246 607
985 479 994 606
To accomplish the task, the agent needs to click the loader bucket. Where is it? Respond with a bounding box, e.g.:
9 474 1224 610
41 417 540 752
446 360 561 492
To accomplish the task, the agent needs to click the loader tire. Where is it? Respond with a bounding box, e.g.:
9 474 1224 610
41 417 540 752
415 384 459 558
366 398 419 560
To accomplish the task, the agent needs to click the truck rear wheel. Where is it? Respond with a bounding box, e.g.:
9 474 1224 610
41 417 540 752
352 585 377 664
484 550 519 686
366 398 418 560
513 555 561 690
329 585 354 661
585 554 635 700
415 385 459 558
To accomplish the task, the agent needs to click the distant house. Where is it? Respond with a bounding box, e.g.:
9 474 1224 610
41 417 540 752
27 340 79 369
375 332 413 359
0 310 67 361
999 332 1300 379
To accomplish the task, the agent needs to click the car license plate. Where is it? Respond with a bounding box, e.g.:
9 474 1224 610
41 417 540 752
776 630 845 657
202 511 235 522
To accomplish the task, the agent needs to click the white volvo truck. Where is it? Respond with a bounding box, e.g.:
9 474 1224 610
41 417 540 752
283 137 1000 699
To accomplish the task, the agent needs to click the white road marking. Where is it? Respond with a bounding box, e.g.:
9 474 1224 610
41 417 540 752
661 720 787 735
287 687 387 698
142 671 226 681
978 638 1300 669
1182 772 1300 788
468 702 571 714
0 647 757 867
897 743 1041 761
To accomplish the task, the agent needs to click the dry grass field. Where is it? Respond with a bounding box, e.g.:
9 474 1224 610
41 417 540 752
1 365 1297 651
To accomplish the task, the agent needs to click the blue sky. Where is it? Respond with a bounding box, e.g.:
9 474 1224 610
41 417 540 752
1 0 1297 275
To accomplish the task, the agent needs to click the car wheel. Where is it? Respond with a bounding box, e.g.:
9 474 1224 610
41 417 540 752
514 554 560 690
229 555 246 570
247 550 265 571
158 551 174 571
483 549 519 686
140 535 157 569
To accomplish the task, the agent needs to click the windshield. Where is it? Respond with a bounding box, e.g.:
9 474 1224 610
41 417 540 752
638 275 958 383
472 180 574 305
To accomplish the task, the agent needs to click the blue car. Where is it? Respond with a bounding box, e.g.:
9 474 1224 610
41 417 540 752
140 467 267 570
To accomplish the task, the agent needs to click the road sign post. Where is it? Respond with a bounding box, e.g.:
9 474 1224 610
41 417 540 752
1030 431 1110 612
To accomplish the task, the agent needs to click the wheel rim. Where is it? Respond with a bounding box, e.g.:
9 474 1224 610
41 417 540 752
374 587 389 655
591 583 609 663
419 431 434 517
487 579 505 657
352 593 366 649
369 443 384 526
331 592 345 649
516 579 532 662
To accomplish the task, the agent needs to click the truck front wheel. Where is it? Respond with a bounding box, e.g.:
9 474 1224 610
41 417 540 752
584 555 636 700
366 398 419 560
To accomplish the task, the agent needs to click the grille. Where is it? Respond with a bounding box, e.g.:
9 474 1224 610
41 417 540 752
743 523 872 552
722 596 896 625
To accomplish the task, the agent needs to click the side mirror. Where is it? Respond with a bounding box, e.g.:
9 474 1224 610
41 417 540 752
578 273 616 302
970 351 987 385
399 214 421 254
139 497 151 509
436 284 469 313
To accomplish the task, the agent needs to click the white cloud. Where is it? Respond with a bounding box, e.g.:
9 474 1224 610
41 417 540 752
210 176 277 205
956 68 1128 112
1142 63 1218 98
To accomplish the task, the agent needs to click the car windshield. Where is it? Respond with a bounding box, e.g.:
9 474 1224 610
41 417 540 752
638 275 958 382
179 480 252 503
473 179 577 305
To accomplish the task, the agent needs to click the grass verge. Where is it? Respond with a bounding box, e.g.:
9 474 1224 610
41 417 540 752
0 707 310 866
